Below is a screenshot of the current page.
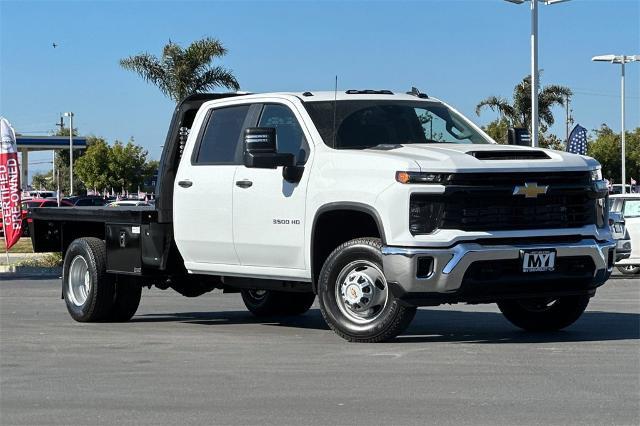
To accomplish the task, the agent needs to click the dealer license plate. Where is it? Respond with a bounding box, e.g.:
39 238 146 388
521 249 556 273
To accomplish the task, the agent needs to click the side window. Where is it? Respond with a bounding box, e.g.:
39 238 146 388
258 104 309 165
195 104 250 164
42 201 57 207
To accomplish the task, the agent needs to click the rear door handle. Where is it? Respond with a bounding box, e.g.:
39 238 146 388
178 180 193 188
235 180 253 188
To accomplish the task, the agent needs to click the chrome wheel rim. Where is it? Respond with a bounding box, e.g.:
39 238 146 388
335 260 388 324
68 255 90 307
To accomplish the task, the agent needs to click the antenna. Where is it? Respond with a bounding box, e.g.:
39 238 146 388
332 75 338 148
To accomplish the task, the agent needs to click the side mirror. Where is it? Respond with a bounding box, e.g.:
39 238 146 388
507 127 531 146
243 127 295 169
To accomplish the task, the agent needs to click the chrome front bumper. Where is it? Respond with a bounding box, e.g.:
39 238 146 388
382 238 616 295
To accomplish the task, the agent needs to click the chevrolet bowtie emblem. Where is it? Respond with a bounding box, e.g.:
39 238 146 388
513 182 549 198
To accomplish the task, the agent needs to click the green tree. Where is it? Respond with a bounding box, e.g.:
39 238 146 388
74 138 111 190
587 124 640 184
75 138 155 193
539 133 565 151
31 171 52 190
120 37 240 102
476 74 571 144
476 74 572 130
108 139 150 191
481 118 510 144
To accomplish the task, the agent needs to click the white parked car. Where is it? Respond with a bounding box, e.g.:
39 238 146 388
609 194 640 274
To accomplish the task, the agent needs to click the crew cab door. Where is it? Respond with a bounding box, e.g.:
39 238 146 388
174 103 253 267
232 102 311 270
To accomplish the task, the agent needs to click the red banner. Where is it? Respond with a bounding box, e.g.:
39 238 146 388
0 117 22 250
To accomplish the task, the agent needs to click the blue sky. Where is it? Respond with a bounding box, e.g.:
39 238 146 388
1 0 639 179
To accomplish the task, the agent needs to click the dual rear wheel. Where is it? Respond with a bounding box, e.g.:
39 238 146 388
63 237 141 322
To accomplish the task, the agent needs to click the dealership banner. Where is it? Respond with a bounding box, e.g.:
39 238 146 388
0 117 22 250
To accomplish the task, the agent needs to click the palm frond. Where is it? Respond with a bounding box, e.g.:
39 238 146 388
119 54 171 98
185 37 227 66
191 66 240 92
475 96 516 120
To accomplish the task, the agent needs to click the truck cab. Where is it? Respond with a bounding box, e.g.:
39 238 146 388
29 89 615 342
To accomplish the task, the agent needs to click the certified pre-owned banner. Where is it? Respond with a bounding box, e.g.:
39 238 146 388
0 117 22 250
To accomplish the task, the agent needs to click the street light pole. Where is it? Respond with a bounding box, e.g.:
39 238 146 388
530 0 539 147
64 112 74 195
621 60 625 194
504 0 572 147
592 55 639 194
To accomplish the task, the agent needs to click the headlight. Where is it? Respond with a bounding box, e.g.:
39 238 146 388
410 195 444 234
396 171 449 184
591 167 602 181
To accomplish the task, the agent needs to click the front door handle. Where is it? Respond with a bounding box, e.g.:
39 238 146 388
235 180 253 189
178 180 193 188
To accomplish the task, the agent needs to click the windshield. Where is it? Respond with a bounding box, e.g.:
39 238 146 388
304 100 491 149
623 199 640 218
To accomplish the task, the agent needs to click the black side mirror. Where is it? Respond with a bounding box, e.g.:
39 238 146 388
243 127 295 168
507 127 531 146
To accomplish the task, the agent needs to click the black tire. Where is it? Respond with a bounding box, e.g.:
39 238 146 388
241 289 315 316
317 238 416 343
108 281 142 321
497 295 590 332
63 237 115 322
617 265 640 275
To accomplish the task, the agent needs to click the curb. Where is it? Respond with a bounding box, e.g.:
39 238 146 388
0 265 62 277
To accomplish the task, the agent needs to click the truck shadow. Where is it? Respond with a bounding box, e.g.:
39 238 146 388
397 310 640 344
133 308 639 344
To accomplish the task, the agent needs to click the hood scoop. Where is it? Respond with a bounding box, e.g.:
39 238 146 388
467 150 550 160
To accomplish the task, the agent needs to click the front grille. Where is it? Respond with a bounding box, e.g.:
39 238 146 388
445 171 590 186
440 192 595 231
409 172 598 234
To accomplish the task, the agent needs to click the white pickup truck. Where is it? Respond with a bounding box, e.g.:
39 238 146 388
29 89 615 342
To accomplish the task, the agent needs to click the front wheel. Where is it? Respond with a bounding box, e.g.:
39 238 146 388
317 238 416 343
497 295 590 332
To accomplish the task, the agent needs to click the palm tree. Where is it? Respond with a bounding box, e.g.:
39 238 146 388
475 75 572 133
120 37 240 102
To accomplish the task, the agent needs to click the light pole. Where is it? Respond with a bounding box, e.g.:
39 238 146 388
592 55 639 194
63 112 74 195
504 0 572 147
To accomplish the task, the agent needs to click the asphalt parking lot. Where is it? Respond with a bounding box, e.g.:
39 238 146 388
1 274 638 426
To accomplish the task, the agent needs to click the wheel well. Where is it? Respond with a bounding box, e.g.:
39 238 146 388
311 208 382 292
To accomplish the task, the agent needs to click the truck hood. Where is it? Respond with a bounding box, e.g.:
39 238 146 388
367 143 599 173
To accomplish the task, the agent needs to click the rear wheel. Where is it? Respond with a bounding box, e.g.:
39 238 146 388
617 265 640 275
108 281 142 321
497 295 590 331
241 289 315 316
63 237 114 322
317 238 416 343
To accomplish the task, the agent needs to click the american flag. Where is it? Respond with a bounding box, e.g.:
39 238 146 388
567 124 588 155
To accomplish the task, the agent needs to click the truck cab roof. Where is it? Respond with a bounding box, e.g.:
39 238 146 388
203 90 442 104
